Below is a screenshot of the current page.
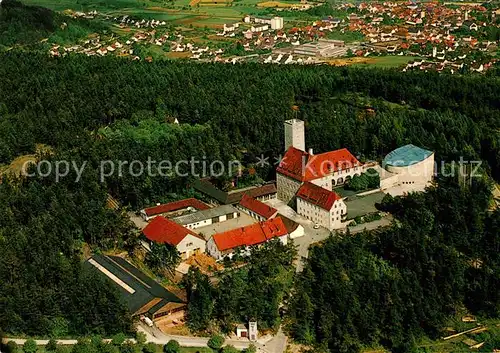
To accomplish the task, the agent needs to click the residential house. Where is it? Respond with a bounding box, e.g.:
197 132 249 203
142 216 206 259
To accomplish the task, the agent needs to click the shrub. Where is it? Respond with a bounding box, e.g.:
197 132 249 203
207 335 225 350
135 332 147 346
22 339 37 353
6 341 19 353
163 340 180 353
111 333 126 346
143 342 157 353
245 344 257 353
45 339 58 351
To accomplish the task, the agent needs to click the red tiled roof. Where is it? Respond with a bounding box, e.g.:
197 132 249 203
213 217 288 252
277 147 361 182
143 198 210 217
239 194 277 219
143 216 202 246
296 182 341 211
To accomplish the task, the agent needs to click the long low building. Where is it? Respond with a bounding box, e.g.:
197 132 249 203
207 217 288 261
193 178 277 205
86 255 185 321
172 204 240 231
140 198 210 221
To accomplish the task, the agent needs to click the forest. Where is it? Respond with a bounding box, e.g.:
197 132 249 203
183 240 296 334
0 51 499 208
288 176 500 352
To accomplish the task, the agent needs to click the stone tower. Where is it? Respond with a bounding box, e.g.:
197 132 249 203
284 119 305 152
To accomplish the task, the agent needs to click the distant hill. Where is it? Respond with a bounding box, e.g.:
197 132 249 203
0 0 107 48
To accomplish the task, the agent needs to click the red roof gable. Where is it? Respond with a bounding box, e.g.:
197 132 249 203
296 182 341 211
213 217 288 252
277 147 361 182
143 216 202 246
239 194 277 219
143 198 210 217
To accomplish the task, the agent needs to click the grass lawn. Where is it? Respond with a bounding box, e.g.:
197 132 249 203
180 348 214 353
353 55 420 68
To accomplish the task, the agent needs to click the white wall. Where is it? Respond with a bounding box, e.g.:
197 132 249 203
177 234 206 259
184 211 239 230
297 198 347 230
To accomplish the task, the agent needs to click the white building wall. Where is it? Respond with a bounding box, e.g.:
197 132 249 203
297 198 347 230
184 211 239 230
208 234 289 261
271 17 284 30
177 234 206 259
385 153 434 187
289 224 305 239
207 237 221 260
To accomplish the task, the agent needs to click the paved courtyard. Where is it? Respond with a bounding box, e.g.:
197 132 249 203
344 191 386 219
193 212 256 240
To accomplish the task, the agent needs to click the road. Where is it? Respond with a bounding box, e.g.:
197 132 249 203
137 324 286 353
3 324 286 353
265 199 392 271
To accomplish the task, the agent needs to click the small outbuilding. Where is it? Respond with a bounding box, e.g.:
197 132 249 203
236 324 248 338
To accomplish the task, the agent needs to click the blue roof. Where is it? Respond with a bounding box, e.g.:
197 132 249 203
383 144 433 167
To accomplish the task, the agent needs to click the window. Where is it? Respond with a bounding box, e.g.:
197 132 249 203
186 242 193 247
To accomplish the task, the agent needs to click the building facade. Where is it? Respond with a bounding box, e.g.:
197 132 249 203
142 216 206 259
207 217 289 260
296 182 347 230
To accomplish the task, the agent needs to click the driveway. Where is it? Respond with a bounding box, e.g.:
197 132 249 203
265 199 392 272
137 324 281 353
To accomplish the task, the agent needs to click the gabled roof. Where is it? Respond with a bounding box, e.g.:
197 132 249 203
213 217 288 252
172 205 238 225
142 216 203 246
296 182 341 211
193 179 277 204
143 198 210 217
277 147 361 182
239 194 277 219
86 255 183 316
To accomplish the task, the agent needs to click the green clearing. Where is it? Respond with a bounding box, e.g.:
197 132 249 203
354 55 419 68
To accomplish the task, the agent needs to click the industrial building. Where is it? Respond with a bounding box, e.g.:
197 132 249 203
86 255 185 321
293 39 346 57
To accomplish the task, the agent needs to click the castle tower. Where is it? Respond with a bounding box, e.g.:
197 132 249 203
284 119 305 152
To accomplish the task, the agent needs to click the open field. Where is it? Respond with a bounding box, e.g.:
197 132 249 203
257 1 296 8
326 55 418 68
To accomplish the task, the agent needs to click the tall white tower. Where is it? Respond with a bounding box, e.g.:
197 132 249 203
284 119 305 152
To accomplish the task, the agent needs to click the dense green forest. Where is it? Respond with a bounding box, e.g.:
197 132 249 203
0 51 499 208
289 177 500 353
183 240 296 333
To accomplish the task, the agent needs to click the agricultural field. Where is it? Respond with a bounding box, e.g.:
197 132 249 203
326 55 419 68
21 0 307 26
